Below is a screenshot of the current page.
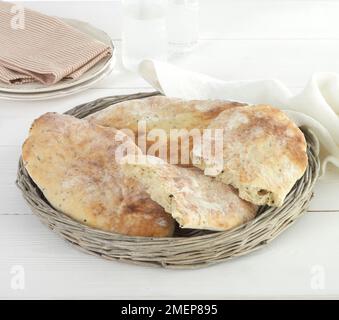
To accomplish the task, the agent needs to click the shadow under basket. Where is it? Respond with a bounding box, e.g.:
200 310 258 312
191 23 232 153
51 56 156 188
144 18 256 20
16 92 320 269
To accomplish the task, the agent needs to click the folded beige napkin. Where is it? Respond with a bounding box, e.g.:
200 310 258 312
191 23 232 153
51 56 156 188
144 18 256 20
0 2 112 85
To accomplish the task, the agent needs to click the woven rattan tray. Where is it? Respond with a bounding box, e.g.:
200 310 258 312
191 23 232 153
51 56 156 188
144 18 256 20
16 92 320 269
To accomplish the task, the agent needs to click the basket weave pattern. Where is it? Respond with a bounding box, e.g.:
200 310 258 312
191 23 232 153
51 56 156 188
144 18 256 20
16 92 320 269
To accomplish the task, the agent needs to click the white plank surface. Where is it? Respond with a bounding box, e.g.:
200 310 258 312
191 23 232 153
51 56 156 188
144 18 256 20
18 0 339 40
1 212 339 299
1 0 339 299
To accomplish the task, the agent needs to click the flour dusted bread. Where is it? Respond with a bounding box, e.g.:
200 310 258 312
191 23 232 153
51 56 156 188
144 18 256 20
191 105 308 207
121 155 258 231
22 113 174 237
87 95 244 132
87 96 245 165
88 96 307 207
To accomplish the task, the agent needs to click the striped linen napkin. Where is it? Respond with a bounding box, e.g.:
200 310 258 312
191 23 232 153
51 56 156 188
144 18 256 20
0 2 112 85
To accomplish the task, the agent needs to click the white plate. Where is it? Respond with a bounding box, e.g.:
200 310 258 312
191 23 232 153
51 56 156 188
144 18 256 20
0 18 114 98
0 58 114 101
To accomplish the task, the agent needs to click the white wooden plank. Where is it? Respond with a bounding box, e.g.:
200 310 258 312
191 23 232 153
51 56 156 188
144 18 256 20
0 212 339 299
199 0 339 40
311 181 339 212
0 118 36 146
17 0 339 40
0 146 29 215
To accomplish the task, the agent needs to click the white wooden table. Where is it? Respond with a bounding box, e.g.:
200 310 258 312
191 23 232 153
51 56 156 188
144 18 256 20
1 0 339 299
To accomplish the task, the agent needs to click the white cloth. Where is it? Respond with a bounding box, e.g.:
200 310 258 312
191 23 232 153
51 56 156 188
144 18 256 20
139 59 339 177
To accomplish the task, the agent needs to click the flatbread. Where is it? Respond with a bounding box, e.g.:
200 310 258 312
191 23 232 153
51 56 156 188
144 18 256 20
121 155 258 231
191 105 308 207
87 96 245 165
22 113 175 237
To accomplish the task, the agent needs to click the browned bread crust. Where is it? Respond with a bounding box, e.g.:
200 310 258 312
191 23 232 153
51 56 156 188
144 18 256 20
22 113 174 237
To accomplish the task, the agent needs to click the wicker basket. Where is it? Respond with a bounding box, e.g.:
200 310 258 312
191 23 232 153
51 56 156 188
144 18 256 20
16 92 320 269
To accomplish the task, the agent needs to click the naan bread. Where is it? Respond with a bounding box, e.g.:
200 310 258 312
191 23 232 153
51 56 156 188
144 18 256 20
22 113 175 237
87 96 245 165
121 155 258 231
191 105 308 207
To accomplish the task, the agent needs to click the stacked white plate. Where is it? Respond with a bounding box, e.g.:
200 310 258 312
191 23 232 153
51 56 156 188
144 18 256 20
0 18 115 101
